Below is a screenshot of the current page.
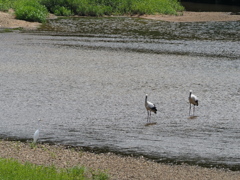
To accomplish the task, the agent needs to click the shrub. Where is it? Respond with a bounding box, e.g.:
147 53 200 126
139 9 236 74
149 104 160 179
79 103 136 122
2 0 184 18
14 0 48 23
53 5 72 16
40 0 184 16
131 0 184 15
0 0 16 11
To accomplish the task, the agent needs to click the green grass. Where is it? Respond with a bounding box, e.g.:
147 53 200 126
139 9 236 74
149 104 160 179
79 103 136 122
0 158 109 180
0 27 23 33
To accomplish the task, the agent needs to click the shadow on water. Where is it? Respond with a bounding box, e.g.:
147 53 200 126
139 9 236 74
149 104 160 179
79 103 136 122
144 122 157 126
188 116 198 120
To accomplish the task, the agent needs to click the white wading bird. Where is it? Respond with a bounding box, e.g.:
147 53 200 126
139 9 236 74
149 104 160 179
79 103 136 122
145 94 157 122
33 119 42 144
189 90 198 116
33 129 39 144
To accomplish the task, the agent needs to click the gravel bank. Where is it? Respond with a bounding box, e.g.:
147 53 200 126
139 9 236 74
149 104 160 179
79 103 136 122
0 140 239 180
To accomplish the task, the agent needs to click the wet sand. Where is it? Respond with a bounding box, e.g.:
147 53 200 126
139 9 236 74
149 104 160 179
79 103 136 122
1 140 240 180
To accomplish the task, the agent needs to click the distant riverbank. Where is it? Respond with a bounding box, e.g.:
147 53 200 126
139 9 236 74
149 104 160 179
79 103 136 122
1 140 240 180
1 10 240 30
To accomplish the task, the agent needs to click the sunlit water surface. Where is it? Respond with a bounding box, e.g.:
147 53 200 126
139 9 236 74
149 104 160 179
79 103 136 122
0 17 240 170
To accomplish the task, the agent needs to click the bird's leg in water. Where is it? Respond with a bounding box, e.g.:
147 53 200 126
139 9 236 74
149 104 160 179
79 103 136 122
193 105 195 116
149 111 151 122
147 111 149 122
189 103 191 116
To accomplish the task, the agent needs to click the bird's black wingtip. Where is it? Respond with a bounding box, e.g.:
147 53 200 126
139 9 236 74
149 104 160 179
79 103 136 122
152 108 157 114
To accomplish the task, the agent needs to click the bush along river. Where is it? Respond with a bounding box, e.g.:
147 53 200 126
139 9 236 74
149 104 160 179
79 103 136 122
0 16 240 170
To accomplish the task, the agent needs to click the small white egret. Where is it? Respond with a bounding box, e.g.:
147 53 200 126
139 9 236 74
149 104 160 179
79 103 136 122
33 119 42 143
189 90 198 116
145 94 157 122
33 129 39 143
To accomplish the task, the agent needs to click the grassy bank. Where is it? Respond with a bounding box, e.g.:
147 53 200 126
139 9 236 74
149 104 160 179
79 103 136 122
0 158 109 180
0 0 48 22
0 0 184 22
40 0 184 16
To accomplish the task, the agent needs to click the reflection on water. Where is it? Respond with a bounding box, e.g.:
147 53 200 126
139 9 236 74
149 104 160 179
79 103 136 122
1 17 240 170
188 116 198 120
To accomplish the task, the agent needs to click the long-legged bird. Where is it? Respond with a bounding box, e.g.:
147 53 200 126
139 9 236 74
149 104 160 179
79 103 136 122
189 90 198 116
145 94 157 122
33 119 42 144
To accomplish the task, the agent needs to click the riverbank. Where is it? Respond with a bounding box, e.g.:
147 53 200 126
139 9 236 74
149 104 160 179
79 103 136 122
1 10 240 30
0 10 41 30
0 140 239 180
139 11 240 22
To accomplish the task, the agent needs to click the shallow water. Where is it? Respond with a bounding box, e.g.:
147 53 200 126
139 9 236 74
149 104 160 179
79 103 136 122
0 17 240 170
40 17 240 41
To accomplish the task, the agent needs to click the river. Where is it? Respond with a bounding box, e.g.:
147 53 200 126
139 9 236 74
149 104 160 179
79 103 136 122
0 17 239 170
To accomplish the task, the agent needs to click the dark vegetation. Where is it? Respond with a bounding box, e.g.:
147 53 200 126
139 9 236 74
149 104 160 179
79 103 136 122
0 0 184 23
181 0 240 5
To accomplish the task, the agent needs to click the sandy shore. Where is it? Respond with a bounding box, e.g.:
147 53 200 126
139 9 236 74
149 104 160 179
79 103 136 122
139 11 240 22
1 10 240 30
0 140 239 180
0 10 41 30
